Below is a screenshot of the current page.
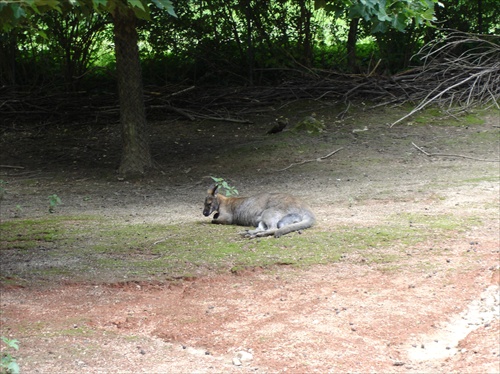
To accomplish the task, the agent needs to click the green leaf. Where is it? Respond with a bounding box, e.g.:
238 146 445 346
10 4 27 19
35 0 63 12
7 361 20 374
128 0 145 11
92 0 108 10
391 13 408 31
38 29 48 39
1 336 19 350
151 0 176 16
372 21 388 33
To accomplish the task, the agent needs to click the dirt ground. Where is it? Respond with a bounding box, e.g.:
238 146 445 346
1 102 499 373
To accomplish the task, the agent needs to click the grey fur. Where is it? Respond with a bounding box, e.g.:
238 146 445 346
203 185 315 238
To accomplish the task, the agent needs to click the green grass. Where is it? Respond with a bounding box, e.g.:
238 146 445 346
0 210 483 285
412 107 489 127
462 176 500 183
0 218 64 250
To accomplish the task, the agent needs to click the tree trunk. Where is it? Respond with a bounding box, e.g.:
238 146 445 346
347 18 360 73
112 6 152 177
0 31 17 85
477 0 483 33
298 0 313 67
245 0 254 85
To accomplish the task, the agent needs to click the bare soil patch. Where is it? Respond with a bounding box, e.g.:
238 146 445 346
1 103 499 373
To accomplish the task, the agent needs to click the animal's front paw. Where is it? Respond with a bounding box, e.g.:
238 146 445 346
239 230 251 238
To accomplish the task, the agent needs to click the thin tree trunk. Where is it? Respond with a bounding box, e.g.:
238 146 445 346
347 17 359 73
112 5 152 177
0 31 17 86
245 0 254 85
298 0 313 67
477 0 483 33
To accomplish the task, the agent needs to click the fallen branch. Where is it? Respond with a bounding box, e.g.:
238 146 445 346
275 147 344 172
412 142 500 162
150 104 196 120
0 165 25 169
192 114 253 124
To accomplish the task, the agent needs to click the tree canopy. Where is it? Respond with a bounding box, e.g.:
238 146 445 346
0 0 176 31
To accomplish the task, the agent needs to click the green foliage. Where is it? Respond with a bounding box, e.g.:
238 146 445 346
316 0 439 33
435 0 500 34
48 194 62 213
0 336 20 374
210 177 239 197
0 0 175 31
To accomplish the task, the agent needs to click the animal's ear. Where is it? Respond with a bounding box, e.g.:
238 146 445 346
207 184 219 196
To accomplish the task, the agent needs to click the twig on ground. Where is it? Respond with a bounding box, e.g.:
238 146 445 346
0 165 25 169
152 238 168 246
275 147 344 172
150 104 196 120
412 142 500 162
193 114 253 124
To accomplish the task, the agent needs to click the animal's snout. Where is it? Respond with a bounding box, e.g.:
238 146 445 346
203 205 217 217
203 205 212 216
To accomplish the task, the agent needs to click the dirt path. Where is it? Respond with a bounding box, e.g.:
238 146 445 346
1 105 499 373
1 239 499 373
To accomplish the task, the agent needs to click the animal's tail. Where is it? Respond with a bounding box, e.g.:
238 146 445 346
274 214 316 238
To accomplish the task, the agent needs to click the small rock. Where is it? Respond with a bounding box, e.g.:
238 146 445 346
232 358 242 366
393 361 405 366
236 350 254 362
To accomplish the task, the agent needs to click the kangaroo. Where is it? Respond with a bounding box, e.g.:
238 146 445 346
203 185 316 238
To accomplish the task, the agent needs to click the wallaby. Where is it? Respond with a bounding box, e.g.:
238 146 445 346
203 185 316 238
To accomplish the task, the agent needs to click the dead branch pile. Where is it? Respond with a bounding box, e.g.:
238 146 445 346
390 31 500 126
1 32 498 127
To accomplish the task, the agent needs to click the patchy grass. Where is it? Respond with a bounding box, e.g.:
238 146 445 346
411 107 487 127
462 176 500 183
0 218 63 250
0 210 483 285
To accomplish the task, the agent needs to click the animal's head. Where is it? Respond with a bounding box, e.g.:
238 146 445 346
203 185 220 217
